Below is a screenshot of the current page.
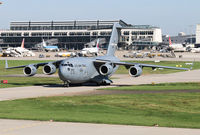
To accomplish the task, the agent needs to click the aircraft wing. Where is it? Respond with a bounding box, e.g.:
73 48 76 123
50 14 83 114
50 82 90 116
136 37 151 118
94 60 189 70
5 60 62 69
113 61 189 70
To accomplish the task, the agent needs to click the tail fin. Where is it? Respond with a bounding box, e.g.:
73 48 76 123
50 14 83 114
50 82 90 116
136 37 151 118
42 39 47 47
169 36 172 45
106 23 120 56
96 39 100 49
21 38 25 48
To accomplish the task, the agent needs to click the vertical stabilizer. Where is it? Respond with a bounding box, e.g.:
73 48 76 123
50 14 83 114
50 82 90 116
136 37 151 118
106 23 120 56
42 39 47 47
96 38 100 52
96 38 100 49
169 36 172 45
21 38 25 48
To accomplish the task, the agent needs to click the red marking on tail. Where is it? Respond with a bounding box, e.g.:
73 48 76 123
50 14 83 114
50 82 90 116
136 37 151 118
169 36 172 45
96 39 100 49
21 38 25 48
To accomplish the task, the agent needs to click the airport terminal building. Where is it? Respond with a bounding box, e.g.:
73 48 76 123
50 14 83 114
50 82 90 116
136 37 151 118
162 34 196 45
0 20 162 50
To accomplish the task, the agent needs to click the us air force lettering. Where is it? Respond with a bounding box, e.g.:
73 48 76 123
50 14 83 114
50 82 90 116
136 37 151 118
5 23 189 87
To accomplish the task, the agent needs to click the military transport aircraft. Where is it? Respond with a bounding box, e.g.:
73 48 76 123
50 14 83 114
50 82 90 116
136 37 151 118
5 23 189 87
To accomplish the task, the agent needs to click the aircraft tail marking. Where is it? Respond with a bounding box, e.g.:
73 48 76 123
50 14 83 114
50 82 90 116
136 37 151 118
21 38 25 48
169 36 172 45
42 39 47 47
106 23 120 56
96 38 100 49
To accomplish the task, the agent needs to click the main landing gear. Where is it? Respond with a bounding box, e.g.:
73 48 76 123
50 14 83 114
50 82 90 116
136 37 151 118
63 81 70 87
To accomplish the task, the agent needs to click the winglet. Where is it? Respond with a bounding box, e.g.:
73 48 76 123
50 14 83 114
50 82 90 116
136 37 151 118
190 65 193 70
190 59 195 70
5 59 8 69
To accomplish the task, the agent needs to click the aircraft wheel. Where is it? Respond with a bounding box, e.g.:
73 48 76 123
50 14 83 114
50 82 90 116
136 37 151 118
96 82 101 86
63 81 69 87
103 83 111 86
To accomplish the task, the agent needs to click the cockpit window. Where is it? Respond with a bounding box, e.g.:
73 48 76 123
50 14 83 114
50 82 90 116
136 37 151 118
61 63 73 67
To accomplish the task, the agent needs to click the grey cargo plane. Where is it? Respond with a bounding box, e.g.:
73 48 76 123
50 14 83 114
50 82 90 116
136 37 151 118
5 23 189 87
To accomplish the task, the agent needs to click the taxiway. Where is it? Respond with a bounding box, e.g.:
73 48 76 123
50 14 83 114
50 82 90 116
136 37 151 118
0 119 200 135
1 70 200 135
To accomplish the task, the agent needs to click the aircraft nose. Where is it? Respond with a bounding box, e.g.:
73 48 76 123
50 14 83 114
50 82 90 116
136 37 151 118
58 66 68 81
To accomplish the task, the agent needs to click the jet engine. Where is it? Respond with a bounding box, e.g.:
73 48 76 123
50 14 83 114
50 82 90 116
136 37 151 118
23 65 37 76
43 63 56 75
99 64 113 76
129 66 142 77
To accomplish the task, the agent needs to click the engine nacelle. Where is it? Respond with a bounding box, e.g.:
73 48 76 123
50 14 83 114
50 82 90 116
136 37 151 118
23 65 37 76
99 64 113 76
43 63 56 75
129 66 143 77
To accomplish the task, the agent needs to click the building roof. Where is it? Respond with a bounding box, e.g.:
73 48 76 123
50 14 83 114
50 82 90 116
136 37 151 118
10 20 129 30
9 20 159 31
122 25 159 29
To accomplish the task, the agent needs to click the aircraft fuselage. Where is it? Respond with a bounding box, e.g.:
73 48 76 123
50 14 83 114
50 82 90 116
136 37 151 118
58 56 119 84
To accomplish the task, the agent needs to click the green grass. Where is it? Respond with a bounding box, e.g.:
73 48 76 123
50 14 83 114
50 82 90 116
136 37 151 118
0 77 62 88
0 93 199 128
100 82 200 91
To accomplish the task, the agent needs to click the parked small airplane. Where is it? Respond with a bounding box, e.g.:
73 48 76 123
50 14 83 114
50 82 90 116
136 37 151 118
3 38 35 57
81 39 100 56
42 39 59 52
5 23 189 87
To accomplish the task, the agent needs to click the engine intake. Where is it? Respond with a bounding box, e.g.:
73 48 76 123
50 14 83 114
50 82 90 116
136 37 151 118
129 66 142 77
23 65 37 76
99 64 113 76
43 63 56 75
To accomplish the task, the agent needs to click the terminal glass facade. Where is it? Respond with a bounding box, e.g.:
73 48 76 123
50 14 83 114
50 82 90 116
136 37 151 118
0 20 162 49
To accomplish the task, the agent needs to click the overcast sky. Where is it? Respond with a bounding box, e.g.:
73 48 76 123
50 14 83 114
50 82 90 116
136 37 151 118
0 0 200 36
